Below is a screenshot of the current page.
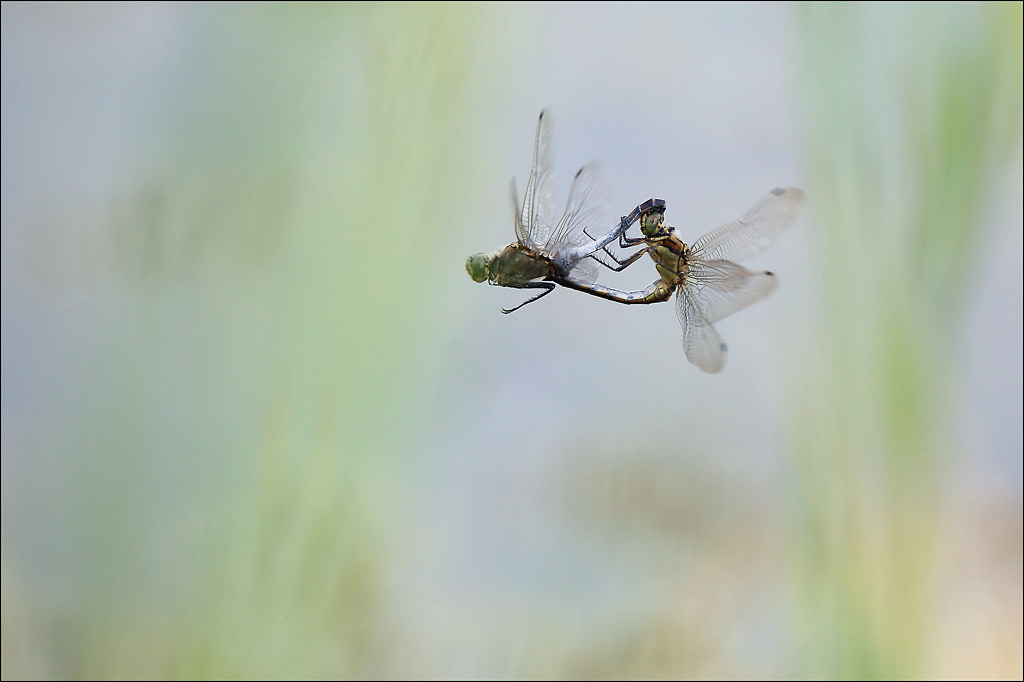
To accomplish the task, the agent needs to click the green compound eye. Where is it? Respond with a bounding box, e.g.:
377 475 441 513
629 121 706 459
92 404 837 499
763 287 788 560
466 253 489 282
640 210 664 236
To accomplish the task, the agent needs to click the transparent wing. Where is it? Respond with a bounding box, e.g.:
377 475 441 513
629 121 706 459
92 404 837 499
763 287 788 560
519 110 557 251
511 178 527 246
675 286 727 374
544 162 613 256
565 251 599 283
683 259 778 324
689 187 805 263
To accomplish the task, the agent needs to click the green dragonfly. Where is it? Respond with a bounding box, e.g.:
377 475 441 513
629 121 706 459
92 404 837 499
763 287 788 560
466 110 665 313
566 186 806 373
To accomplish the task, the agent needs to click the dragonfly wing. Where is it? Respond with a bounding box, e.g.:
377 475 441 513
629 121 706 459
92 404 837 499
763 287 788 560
689 187 804 262
684 259 778 324
511 178 527 246
566 252 599 283
545 162 613 254
520 110 557 251
676 286 727 373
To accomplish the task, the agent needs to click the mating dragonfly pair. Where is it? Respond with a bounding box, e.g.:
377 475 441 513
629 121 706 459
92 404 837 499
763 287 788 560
466 111 804 373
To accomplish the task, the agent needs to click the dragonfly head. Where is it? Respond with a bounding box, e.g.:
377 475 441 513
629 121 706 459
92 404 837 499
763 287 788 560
466 253 490 282
640 207 666 237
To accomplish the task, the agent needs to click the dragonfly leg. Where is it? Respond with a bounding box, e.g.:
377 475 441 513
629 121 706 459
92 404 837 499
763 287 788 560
582 227 648 272
499 281 557 314
590 246 649 272
557 277 674 305
620 233 649 248
620 229 671 249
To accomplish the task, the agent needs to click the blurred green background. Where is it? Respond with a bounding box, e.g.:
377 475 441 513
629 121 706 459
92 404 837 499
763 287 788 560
2 2 1020 679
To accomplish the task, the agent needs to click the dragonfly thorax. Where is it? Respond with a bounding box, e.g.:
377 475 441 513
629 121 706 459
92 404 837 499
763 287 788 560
488 243 552 285
648 231 689 284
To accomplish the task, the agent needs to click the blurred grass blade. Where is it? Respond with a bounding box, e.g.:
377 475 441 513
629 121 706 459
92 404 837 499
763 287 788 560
793 2 1022 678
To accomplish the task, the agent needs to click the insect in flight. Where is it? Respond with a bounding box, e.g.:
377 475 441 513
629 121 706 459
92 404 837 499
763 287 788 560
466 110 665 313
563 186 805 373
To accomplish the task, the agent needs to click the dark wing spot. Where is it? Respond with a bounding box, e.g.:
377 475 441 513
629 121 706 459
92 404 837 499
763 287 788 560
719 343 728 351
770 187 786 196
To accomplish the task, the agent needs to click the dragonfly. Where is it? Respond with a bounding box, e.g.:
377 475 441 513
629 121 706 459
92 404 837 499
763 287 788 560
563 186 806 373
466 110 665 314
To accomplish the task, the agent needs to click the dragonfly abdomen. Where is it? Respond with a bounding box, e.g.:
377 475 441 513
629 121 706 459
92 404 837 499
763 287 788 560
557 277 674 304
